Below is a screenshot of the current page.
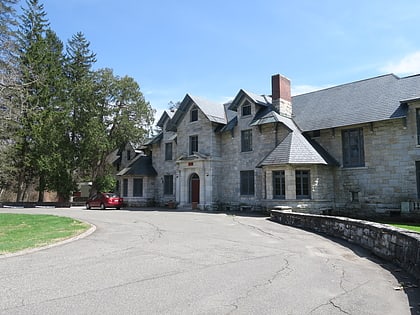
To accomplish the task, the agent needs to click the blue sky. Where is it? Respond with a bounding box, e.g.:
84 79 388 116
36 0 420 120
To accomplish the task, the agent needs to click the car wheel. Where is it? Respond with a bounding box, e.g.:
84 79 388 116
86 203 91 210
100 203 106 210
116 207 121 210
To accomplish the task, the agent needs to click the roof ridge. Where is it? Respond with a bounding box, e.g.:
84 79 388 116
293 73 400 97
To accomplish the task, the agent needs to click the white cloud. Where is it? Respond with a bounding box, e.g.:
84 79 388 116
381 51 420 75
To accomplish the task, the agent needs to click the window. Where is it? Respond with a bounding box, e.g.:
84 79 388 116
273 171 285 199
165 142 172 160
241 129 252 152
189 135 198 155
296 170 310 199
133 178 143 197
342 128 365 167
127 150 131 161
417 109 420 144
190 107 198 122
240 170 254 195
242 102 251 116
164 175 174 195
122 178 128 197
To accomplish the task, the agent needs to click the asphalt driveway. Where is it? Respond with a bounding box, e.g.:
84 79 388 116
1 207 419 314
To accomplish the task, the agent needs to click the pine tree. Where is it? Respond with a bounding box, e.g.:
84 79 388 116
0 0 19 199
15 0 71 201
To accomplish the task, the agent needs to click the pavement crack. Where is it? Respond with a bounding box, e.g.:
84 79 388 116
231 216 285 240
225 257 292 314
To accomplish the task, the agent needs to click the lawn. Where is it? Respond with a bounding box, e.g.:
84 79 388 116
0 213 90 254
387 223 420 233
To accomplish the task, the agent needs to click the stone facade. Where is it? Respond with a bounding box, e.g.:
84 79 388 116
117 73 420 215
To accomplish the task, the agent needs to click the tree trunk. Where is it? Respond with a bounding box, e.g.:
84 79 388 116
38 175 45 202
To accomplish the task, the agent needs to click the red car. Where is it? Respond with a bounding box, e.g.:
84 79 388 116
86 193 123 210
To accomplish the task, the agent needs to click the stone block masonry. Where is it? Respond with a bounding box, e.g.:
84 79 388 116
270 210 420 281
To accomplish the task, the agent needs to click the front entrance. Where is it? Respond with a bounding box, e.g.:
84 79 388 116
190 173 200 203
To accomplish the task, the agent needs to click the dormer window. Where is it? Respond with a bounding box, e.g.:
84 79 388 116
242 102 251 116
190 107 198 122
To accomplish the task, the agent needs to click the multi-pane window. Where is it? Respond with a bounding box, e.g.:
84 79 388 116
240 170 255 195
189 135 198 155
296 170 310 199
165 142 172 160
241 129 252 152
122 178 128 197
342 128 365 167
416 109 420 145
133 178 143 197
190 107 198 122
164 175 174 195
242 102 251 116
273 171 285 199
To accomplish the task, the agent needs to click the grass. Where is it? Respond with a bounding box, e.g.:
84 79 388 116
386 223 420 233
0 213 90 254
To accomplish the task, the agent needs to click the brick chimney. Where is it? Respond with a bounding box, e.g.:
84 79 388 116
271 74 292 117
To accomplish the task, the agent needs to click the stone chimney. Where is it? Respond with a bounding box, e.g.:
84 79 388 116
271 74 292 117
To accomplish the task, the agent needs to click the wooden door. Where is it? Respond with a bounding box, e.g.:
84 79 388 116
191 173 200 203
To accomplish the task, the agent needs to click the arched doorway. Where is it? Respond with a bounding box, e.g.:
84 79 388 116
190 173 200 204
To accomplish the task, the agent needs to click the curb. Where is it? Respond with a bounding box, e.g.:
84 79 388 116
0 223 97 259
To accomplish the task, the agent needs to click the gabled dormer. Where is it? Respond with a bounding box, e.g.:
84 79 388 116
228 89 272 119
167 94 227 132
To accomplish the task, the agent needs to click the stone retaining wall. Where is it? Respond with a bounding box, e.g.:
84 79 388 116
270 210 420 281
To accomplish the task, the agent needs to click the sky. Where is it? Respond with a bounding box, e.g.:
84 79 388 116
25 0 420 120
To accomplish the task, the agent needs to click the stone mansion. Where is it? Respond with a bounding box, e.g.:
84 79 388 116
116 73 420 215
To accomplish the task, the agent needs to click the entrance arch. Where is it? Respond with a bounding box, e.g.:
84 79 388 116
190 173 200 203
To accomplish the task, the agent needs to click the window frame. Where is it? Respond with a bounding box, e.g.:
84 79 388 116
122 178 128 197
165 142 173 161
240 170 255 196
242 102 251 116
133 178 143 197
189 135 198 155
190 107 198 122
241 129 253 152
342 128 365 167
273 170 285 199
163 175 174 195
296 170 310 199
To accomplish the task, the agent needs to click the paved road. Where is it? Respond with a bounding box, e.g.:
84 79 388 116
0 207 419 314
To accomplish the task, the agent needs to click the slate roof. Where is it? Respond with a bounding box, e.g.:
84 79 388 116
116 155 157 176
168 94 227 131
228 89 272 111
258 132 329 166
144 132 163 145
257 112 333 166
292 74 420 132
156 110 174 128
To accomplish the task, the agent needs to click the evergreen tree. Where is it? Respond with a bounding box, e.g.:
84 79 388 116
0 0 19 199
15 0 71 201
64 32 97 190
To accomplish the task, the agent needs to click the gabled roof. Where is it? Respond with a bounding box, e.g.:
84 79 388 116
250 105 292 128
144 132 163 145
168 94 226 131
228 89 272 111
292 73 420 132
116 155 157 177
156 110 175 128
